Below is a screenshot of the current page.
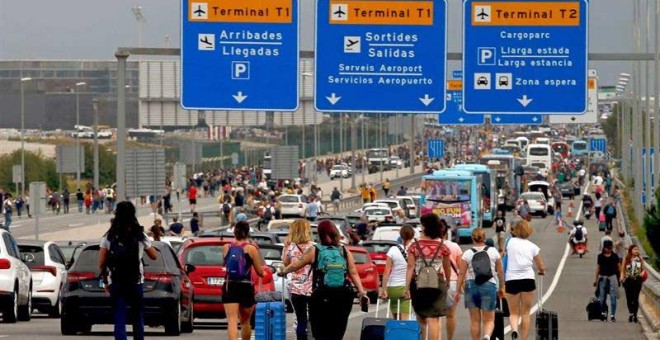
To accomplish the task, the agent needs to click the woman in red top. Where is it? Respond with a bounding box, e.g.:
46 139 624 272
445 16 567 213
188 185 197 212
405 213 452 340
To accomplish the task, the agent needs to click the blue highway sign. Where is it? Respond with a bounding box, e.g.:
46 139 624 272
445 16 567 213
428 139 445 159
589 138 607 153
439 80 485 125
181 0 299 111
462 0 588 114
491 114 542 125
315 0 448 113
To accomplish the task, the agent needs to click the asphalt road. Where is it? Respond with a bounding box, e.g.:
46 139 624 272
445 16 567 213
1 186 646 339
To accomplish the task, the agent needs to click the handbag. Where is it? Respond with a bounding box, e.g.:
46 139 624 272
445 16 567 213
640 270 648 282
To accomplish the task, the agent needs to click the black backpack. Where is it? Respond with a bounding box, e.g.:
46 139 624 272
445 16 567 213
106 235 141 292
263 207 273 220
471 246 493 285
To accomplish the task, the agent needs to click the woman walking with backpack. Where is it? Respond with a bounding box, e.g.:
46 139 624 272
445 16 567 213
457 228 505 340
222 221 265 340
279 220 367 340
379 224 415 320
404 213 453 340
98 201 158 340
282 219 315 340
504 220 546 339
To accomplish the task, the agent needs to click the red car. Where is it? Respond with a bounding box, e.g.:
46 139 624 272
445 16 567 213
178 237 275 319
345 245 380 304
360 240 399 281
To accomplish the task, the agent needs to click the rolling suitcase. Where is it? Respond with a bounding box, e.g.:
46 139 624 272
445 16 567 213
491 299 505 340
255 277 287 340
360 298 388 340
535 276 558 340
385 300 421 340
586 297 603 321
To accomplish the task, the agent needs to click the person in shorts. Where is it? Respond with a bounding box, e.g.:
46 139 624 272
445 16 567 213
379 225 415 320
504 220 546 340
457 228 504 340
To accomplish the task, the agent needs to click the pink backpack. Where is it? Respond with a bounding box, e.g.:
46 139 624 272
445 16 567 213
599 212 606 223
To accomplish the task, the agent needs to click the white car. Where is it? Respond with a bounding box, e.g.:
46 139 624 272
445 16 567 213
258 244 290 310
17 240 68 318
518 192 549 218
278 194 308 217
362 207 394 223
267 219 297 233
373 199 406 215
0 229 32 322
329 164 351 179
355 202 390 214
389 156 403 169
396 196 418 218
370 226 421 242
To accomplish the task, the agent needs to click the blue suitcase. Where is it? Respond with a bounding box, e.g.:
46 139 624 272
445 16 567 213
255 301 286 340
255 277 286 340
384 299 421 340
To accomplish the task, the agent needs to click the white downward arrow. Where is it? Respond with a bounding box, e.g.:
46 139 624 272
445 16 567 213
532 116 539 122
495 117 501 122
458 117 465 122
326 93 341 105
517 95 533 107
232 91 247 103
419 94 435 106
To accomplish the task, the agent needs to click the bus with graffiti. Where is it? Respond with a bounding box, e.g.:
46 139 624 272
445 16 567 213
452 164 497 229
421 170 480 243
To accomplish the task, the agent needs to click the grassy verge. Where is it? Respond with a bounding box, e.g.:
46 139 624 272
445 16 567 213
621 191 658 270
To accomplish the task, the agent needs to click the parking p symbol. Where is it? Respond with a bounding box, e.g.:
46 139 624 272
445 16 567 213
478 47 496 65
232 61 250 80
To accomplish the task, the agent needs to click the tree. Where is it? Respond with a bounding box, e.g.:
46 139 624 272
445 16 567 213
0 150 60 193
643 187 660 269
81 143 116 188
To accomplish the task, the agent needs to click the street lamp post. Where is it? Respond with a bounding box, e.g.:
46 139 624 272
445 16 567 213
93 99 100 190
75 82 86 191
20 77 32 199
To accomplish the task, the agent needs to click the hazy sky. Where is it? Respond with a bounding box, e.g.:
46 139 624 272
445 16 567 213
0 0 653 86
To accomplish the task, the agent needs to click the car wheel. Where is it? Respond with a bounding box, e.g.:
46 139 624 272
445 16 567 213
367 291 378 305
181 297 194 334
542 212 548 219
164 303 182 336
49 287 63 318
17 284 32 321
60 312 78 335
2 285 18 323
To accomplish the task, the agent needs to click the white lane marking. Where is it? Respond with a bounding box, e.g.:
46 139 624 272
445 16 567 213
503 182 590 335
68 223 83 227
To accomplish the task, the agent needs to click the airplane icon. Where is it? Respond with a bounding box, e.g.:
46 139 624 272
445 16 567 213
476 8 488 20
194 5 206 17
334 7 346 18
346 39 358 47
200 36 212 46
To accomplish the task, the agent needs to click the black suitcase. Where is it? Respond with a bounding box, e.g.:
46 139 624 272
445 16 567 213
360 299 388 340
491 300 505 340
586 297 605 321
536 277 558 340
496 297 510 317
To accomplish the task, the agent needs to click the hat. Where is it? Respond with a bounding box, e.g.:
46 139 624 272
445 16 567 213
485 238 496 247
234 213 248 223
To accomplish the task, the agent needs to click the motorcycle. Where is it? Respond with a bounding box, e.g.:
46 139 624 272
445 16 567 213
575 242 587 258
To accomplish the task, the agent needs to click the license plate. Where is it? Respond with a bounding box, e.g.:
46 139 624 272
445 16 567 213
207 277 224 286
373 260 386 265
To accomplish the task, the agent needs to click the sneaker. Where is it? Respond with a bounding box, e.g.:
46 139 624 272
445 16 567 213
610 316 616 322
629 314 634 323
633 315 638 323
483 336 490 340
601 313 607 321
511 330 519 340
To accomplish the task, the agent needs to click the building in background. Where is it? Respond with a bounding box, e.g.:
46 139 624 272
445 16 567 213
0 60 140 130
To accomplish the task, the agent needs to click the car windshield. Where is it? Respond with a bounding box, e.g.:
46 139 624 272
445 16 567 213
425 179 472 203
529 147 549 156
269 223 291 232
318 218 349 234
365 209 389 216
521 193 545 201
363 243 393 254
350 251 369 264
574 142 587 150
260 247 282 261
376 201 399 209
74 246 166 272
279 196 299 203
531 162 547 169
331 165 343 170
250 235 276 245
17 245 45 268
184 245 224 266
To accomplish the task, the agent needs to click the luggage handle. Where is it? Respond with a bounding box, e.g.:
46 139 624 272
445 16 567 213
537 275 544 311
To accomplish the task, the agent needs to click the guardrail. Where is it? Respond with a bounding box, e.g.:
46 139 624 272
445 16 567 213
615 173 660 335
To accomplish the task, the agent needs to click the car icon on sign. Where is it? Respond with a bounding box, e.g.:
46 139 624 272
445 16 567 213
498 76 509 86
477 76 489 86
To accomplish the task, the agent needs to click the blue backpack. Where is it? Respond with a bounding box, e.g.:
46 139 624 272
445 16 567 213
314 244 347 288
225 243 251 282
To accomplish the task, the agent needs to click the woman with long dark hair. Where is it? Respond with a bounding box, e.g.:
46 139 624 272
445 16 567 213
98 201 158 340
280 220 366 340
621 245 646 323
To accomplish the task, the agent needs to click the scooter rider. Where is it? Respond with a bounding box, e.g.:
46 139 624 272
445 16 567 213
569 220 588 254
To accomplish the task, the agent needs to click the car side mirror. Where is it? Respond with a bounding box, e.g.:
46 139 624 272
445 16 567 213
184 264 196 274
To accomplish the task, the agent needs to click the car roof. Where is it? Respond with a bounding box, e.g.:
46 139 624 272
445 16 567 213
16 239 48 247
345 245 368 252
528 181 550 186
